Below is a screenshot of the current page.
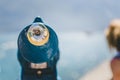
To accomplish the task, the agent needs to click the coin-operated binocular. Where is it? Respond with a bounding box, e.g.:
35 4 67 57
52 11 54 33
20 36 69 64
17 17 60 80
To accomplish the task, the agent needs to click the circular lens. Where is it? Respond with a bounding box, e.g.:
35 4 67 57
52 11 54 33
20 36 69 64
27 23 49 46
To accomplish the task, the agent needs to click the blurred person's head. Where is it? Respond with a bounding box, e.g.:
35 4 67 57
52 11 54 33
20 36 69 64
105 19 120 51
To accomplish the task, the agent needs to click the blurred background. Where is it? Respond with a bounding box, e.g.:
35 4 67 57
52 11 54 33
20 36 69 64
0 0 120 80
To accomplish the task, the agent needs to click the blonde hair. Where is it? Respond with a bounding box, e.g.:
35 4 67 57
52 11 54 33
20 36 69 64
105 19 120 51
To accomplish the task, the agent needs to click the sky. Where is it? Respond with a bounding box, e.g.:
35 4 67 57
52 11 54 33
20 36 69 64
1 0 120 33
